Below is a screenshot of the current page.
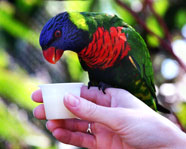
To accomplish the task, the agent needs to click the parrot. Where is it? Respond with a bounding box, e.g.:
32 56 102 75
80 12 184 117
39 11 169 113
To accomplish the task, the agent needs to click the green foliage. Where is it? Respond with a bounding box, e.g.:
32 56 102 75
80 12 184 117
65 0 93 12
0 99 52 149
146 34 159 47
0 1 15 16
0 100 28 148
16 0 42 14
112 1 135 25
146 16 164 38
153 0 169 16
0 49 9 68
175 9 186 29
0 9 40 49
0 100 28 141
64 52 85 81
146 16 164 47
176 103 186 128
0 67 39 110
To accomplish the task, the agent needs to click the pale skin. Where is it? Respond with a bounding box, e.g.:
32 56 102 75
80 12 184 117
32 86 186 149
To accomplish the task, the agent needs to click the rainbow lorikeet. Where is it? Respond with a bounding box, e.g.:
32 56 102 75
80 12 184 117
39 11 169 113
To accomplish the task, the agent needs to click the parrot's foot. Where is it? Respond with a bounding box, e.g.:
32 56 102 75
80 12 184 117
98 82 111 94
88 81 94 89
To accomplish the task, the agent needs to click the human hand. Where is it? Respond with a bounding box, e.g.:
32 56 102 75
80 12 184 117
32 86 186 149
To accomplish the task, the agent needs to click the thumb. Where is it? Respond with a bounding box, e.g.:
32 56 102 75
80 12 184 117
64 94 125 131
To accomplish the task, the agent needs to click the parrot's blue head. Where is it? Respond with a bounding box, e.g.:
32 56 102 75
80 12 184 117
39 12 90 64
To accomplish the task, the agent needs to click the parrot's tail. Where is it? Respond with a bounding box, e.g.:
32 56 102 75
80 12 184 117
156 103 170 114
156 101 186 132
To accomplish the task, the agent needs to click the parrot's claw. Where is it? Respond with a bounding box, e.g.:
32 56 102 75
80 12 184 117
98 82 111 94
88 82 93 89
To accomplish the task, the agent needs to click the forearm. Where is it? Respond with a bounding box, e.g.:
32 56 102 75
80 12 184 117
171 129 186 149
128 112 186 149
158 116 186 149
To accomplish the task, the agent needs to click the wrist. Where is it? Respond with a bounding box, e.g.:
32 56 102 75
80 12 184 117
153 114 186 149
162 122 186 149
172 129 186 148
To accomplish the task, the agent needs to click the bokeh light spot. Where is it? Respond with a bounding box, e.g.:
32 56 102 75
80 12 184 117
172 39 186 64
160 83 176 96
181 24 186 38
161 58 179 80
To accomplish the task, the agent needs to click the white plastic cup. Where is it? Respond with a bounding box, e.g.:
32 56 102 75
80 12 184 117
39 83 84 120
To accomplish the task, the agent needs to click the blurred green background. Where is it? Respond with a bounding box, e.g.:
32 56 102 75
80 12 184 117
0 0 186 148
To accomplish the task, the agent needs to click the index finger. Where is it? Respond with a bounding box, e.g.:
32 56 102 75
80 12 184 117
31 89 43 103
80 86 111 107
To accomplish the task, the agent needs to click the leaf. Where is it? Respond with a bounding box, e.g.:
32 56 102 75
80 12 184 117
112 0 135 25
146 16 164 38
175 9 186 29
176 102 186 128
147 34 160 47
153 0 169 16
65 0 93 12
16 0 42 13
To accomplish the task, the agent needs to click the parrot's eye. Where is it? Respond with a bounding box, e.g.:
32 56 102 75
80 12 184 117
54 30 62 38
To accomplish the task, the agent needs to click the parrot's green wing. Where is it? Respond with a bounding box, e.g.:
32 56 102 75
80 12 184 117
123 27 167 111
79 12 169 113
126 28 156 94
120 21 169 113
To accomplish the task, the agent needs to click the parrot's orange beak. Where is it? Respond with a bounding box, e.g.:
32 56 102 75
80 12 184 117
43 47 64 64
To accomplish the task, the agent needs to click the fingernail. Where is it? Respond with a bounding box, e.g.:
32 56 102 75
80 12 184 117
46 121 52 131
65 94 79 107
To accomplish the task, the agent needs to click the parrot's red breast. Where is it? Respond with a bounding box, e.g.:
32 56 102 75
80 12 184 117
78 27 131 69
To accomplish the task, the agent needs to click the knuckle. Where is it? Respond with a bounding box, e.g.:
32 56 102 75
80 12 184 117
58 130 71 144
76 132 84 146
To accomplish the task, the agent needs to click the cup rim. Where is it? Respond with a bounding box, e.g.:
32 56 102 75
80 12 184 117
39 82 84 87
